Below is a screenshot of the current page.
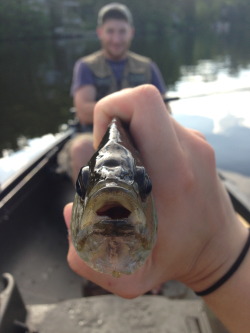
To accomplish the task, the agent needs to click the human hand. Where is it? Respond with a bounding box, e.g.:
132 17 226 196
64 85 247 298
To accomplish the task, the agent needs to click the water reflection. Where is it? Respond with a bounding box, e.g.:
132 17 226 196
0 38 98 152
209 126 250 176
0 31 249 175
172 90 250 176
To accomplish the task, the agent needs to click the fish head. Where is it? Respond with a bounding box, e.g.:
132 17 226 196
71 136 157 276
71 172 157 276
94 141 135 182
75 140 152 203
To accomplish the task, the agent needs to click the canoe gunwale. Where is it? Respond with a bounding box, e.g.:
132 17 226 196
0 129 73 214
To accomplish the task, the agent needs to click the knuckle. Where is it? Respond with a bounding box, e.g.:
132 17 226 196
203 140 217 170
137 84 161 101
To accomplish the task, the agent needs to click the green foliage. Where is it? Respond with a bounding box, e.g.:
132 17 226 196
0 0 50 40
0 0 249 40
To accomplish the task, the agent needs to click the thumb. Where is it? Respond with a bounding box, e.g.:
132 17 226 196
63 202 73 230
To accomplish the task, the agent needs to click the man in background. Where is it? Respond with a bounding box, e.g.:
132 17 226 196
69 2 168 182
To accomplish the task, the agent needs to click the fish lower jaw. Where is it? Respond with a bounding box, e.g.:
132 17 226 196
79 238 150 276
84 213 147 237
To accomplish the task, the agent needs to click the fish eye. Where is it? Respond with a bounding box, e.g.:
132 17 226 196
76 166 89 198
135 166 152 199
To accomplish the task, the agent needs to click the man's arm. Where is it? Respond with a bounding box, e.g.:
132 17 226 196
74 85 96 125
150 62 171 113
150 62 166 95
71 60 97 125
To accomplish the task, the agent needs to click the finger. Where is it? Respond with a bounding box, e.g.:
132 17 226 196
93 85 184 191
93 87 134 147
67 245 155 298
63 202 73 230
93 85 176 149
188 128 207 141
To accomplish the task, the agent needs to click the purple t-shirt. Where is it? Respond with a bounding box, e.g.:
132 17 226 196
70 57 166 96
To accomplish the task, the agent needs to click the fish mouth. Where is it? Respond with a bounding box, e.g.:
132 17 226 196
76 184 147 243
94 199 135 236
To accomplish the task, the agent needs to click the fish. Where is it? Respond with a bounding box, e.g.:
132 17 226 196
71 118 157 277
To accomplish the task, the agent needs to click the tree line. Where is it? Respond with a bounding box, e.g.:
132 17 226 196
0 0 249 40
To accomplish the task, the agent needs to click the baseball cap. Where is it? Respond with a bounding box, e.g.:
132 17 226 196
97 3 133 26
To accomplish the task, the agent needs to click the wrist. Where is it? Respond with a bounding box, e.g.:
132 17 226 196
195 227 250 296
184 221 249 294
200 231 250 333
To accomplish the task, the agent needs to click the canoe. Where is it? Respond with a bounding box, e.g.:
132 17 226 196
0 102 249 333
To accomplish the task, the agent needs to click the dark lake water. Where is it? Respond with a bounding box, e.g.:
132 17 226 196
0 31 250 176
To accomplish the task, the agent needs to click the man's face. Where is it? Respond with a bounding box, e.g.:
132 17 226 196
97 19 134 60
